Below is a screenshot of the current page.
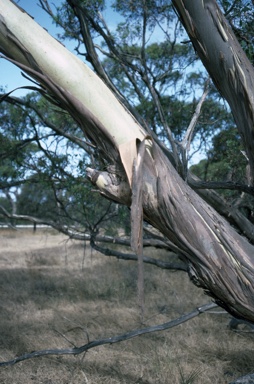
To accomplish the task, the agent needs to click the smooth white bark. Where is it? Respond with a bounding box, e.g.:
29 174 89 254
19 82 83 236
0 0 146 150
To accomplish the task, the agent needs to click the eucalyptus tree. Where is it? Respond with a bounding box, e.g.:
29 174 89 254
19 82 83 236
0 0 254 328
1 1 229 243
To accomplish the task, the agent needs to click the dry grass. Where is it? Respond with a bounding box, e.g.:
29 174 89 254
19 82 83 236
0 228 254 383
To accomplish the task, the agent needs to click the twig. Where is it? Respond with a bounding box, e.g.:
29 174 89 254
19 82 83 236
180 78 210 177
53 329 77 348
0 302 217 367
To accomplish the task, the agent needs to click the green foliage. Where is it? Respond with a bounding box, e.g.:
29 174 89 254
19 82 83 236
17 181 58 221
0 101 39 185
191 127 248 200
112 0 175 27
0 88 131 234
0 195 12 212
111 0 175 48
220 0 254 63
52 0 105 41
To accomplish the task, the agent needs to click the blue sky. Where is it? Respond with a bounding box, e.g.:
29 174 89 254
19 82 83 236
1 1 59 96
0 0 121 96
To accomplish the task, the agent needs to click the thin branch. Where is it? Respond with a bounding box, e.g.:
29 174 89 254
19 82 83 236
0 206 186 269
93 44 147 119
223 0 239 16
69 4 114 91
181 78 210 150
3 95 95 153
180 78 210 177
0 135 38 161
139 46 179 165
188 174 254 243
0 205 179 248
188 176 254 196
0 205 54 227
73 2 149 126
90 239 187 271
0 302 217 367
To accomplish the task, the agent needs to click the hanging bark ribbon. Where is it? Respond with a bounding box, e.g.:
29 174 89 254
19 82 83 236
131 136 151 321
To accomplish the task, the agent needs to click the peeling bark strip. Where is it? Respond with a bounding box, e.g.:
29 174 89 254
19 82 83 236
140 144 254 322
172 0 254 185
131 138 149 319
90 140 254 322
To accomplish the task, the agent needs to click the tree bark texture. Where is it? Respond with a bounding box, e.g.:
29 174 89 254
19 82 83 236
172 0 254 185
143 146 254 321
1 0 254 322
91 142 254 322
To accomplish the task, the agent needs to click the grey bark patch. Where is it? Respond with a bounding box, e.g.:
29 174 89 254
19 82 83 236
230 373 254 383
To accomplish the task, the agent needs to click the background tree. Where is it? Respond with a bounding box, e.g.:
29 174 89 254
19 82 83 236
0 92 132 237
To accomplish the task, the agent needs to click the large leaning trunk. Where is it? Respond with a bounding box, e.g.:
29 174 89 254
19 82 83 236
1 0 254 322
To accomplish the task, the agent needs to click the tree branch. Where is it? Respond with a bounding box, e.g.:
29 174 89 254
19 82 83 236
2 94 96 154
188 173 254 242
0 302 217 367
188 175 254 196
180 78 210 177
90 239 187 271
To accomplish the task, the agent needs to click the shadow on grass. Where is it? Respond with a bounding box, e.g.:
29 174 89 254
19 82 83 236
199 342 254 381
0 261 141 356
0 261 162 383
0 262 138 304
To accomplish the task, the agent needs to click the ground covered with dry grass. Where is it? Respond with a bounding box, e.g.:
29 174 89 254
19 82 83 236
0 229 254 383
